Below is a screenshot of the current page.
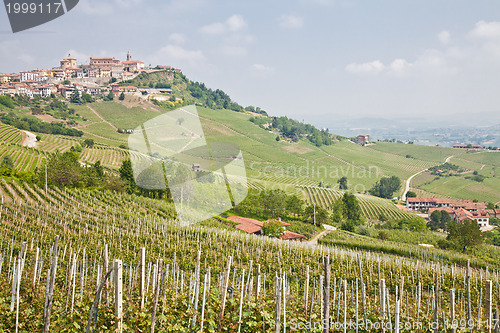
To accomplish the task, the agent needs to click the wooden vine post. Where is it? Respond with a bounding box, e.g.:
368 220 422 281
151 258 163 333
114 259 123 333
323 255 330 333
217 255 232 332
43 235 59 333
139 248 145 311
486 280 492 333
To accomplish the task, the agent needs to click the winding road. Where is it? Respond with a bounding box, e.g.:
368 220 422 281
402 154 455 201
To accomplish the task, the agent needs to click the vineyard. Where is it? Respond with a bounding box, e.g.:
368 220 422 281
301 185 420 221
0 143 47 172
0 181 499 332
0 123 22 144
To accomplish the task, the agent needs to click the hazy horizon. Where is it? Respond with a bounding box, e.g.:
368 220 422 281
1 0 500 128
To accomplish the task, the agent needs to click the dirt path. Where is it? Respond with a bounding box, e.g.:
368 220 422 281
307 224 336 245
21 130 37 148
87 105 118 131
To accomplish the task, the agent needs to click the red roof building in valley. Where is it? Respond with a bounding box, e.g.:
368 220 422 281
226 216 305 241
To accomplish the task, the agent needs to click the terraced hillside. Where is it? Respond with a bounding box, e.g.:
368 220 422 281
0 123 22 144
301 185 420 221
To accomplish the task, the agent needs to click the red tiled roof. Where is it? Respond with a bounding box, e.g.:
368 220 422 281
428 207 455 214
280 231 306 240
235 222 261 234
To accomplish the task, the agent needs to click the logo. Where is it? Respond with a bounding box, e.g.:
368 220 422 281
128 105 248 224
4 0 79 33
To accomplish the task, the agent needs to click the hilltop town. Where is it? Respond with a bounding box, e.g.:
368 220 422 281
0 52 179 100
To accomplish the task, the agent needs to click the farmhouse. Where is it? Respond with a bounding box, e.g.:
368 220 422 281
406 197 487 212
356 134 370 145
428 207 490 227
226 216 306 241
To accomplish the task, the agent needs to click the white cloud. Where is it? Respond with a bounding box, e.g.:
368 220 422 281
150 45 205 67
251 64 275 77
468 21 500 39
168 33 187 44
200 22 226 35
200 14 247 35
345 60 385 74
389 58 411 73
227 15 247 32
438 30 451 44
279 15 304 29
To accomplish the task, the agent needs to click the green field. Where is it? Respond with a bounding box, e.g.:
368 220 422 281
74 102 500 202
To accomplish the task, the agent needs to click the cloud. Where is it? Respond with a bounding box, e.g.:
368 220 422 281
65 50 91 64
168 33 187 44
0 40 34 67
226 14 247 32
468 21 500 39
150 45 205 67
438 30 451 44
279 15 304 29
251 64 275 77
200 14 247 35
345 60 385 74
389 58 412 73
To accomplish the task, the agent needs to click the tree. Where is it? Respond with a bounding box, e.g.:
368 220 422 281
119 159 136 193
83 138 95 148
276 135 280 142
337 176 348 190
37 151 83 188
0 155 15 176
104 91 114 101
285 195 303 216
260 189 286 218
119 92 125 101
70 89 81 104
261 220 285 238
93 160 104 178
369 176 401 199
406 191 417 198
342 193 362 222
429 210 451 230
81 92 93 103
0 155 15 170
304 205 329 225
446 220 484 253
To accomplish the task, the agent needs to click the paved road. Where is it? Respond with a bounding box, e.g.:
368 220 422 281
402 155 455 201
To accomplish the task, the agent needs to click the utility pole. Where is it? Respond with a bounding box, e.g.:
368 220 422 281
313 202 316 226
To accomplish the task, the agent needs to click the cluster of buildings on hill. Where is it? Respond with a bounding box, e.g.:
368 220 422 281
0 52 181 99
406 197 497 227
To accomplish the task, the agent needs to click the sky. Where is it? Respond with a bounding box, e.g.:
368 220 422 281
1 0 500 128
